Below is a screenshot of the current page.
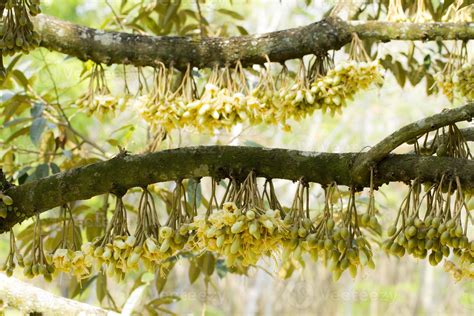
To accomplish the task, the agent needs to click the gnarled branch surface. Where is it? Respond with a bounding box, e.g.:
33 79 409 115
352 102 474 182
2 146 474 233
32 14 474 68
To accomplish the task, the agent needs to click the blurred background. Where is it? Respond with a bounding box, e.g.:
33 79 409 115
0 0 473 315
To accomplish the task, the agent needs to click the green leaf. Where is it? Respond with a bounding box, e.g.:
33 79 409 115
392 61 406 88
155 306 177 315
179 24 199 36
5 55 22 73
5 126 29 143
50 163 61 174
96 272 107 303
148 295 181 306
188 259 201 284
236 25 249 35
12 69 29 89
0 205 7 218
44 232 62 252
163 0 182 27
2 94 31 123
3 117 31 128
155 262 175 293
30 117 47 146
408 67 424 86
197 251 215 276
106 138 120 147
34 163 50 179
69 275 97 298
30 102 44 118
17 166 31 185
217 8 244 20
426 74 436 96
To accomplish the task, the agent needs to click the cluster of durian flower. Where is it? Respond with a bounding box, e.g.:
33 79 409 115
435 72 455 100
308 61 382 116
76 63 120 115
444 260 474 281
386 0 408 22
383 178 474 269
412 0 432 22
441 1 473 23
279 183 378 281
435 50 473 101
453 63 474 100
3 172 472 283
1 229 25 277
0 0 41 56
385 0 435 22
140 63 272 132
49 205 92 280
139 53 383 133
192 174 287 268
52 246 92 280
52 185 198 281
1 213 57 281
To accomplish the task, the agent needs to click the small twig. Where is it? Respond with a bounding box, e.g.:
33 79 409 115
105 0 124 30
195 0 206 38
352 102 474 183
36 51 108 157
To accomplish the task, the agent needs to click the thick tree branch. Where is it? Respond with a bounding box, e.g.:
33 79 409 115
0 273 119 315
32 14 474 69
2 146 474 233
352 103 474 182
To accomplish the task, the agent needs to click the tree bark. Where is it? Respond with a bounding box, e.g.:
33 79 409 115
32 14 474 69
352 102 474 182
2 146 474 233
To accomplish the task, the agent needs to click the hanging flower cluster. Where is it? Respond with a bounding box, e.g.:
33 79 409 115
384 125 474 280
192 174 287 268
279 172 380 281
76 63 122 115
383 177 473 269
435 43 473 101
453 63 474 100
0 0 41 56
1 168 472 282
138 34 383 133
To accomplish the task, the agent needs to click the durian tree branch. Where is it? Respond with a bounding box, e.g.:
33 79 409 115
352 102 474 183
0 273 119 315
2 146 474 234
32 14 474 69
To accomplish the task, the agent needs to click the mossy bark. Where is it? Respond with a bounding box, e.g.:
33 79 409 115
2 146 474 233
352 102 474 183
32 14 474 69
